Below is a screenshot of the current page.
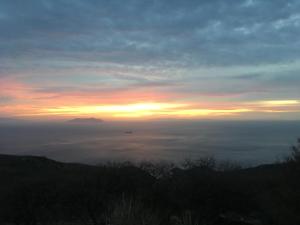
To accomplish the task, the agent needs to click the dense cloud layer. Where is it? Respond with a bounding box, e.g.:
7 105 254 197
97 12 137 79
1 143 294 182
1 0 300 64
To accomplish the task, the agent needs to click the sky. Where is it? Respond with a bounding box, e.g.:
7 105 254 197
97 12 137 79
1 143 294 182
0 0 300 120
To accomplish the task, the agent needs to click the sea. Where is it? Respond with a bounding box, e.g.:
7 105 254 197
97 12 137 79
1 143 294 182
0 120 300 166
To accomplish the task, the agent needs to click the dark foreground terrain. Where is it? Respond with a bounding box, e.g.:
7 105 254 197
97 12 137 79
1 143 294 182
0 142 300 225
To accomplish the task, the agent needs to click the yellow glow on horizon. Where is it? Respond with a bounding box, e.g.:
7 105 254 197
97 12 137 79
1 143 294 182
259 100 299 106
9 99 299 119
43 103 185 117
40 103 253 118
160 108 253 116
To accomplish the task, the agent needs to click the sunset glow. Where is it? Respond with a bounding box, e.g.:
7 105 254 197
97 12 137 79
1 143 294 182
1 0 300 121
2 98 298 119
1 75 299 119
38 103 254 118
259 100 299 106
42 103 185 117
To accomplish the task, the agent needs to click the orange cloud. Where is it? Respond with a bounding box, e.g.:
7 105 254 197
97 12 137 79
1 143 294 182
0 78 55 100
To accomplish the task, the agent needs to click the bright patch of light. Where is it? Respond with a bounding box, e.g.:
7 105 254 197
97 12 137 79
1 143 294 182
41 103 252 118
259 100 299 106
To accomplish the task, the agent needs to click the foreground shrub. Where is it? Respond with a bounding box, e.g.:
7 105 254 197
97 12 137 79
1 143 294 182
170 211 201 225
106 197 161 225
291 138 300 162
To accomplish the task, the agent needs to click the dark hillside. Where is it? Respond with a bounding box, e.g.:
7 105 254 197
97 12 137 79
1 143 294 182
0 154 299 225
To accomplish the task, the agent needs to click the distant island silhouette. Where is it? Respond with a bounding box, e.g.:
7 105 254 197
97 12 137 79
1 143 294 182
67 118 103 124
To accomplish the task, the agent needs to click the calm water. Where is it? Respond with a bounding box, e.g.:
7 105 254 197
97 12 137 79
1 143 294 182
0 120 300 165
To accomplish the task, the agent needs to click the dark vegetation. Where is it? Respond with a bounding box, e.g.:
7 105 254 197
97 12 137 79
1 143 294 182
0 139 300 225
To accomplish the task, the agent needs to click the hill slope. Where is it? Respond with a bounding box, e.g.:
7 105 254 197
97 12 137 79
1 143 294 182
0 154 299 225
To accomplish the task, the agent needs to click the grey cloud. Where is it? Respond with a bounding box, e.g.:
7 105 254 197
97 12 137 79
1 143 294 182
0 96 14 104
0 0 300 66
263 70 300 90
230 73 264 80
